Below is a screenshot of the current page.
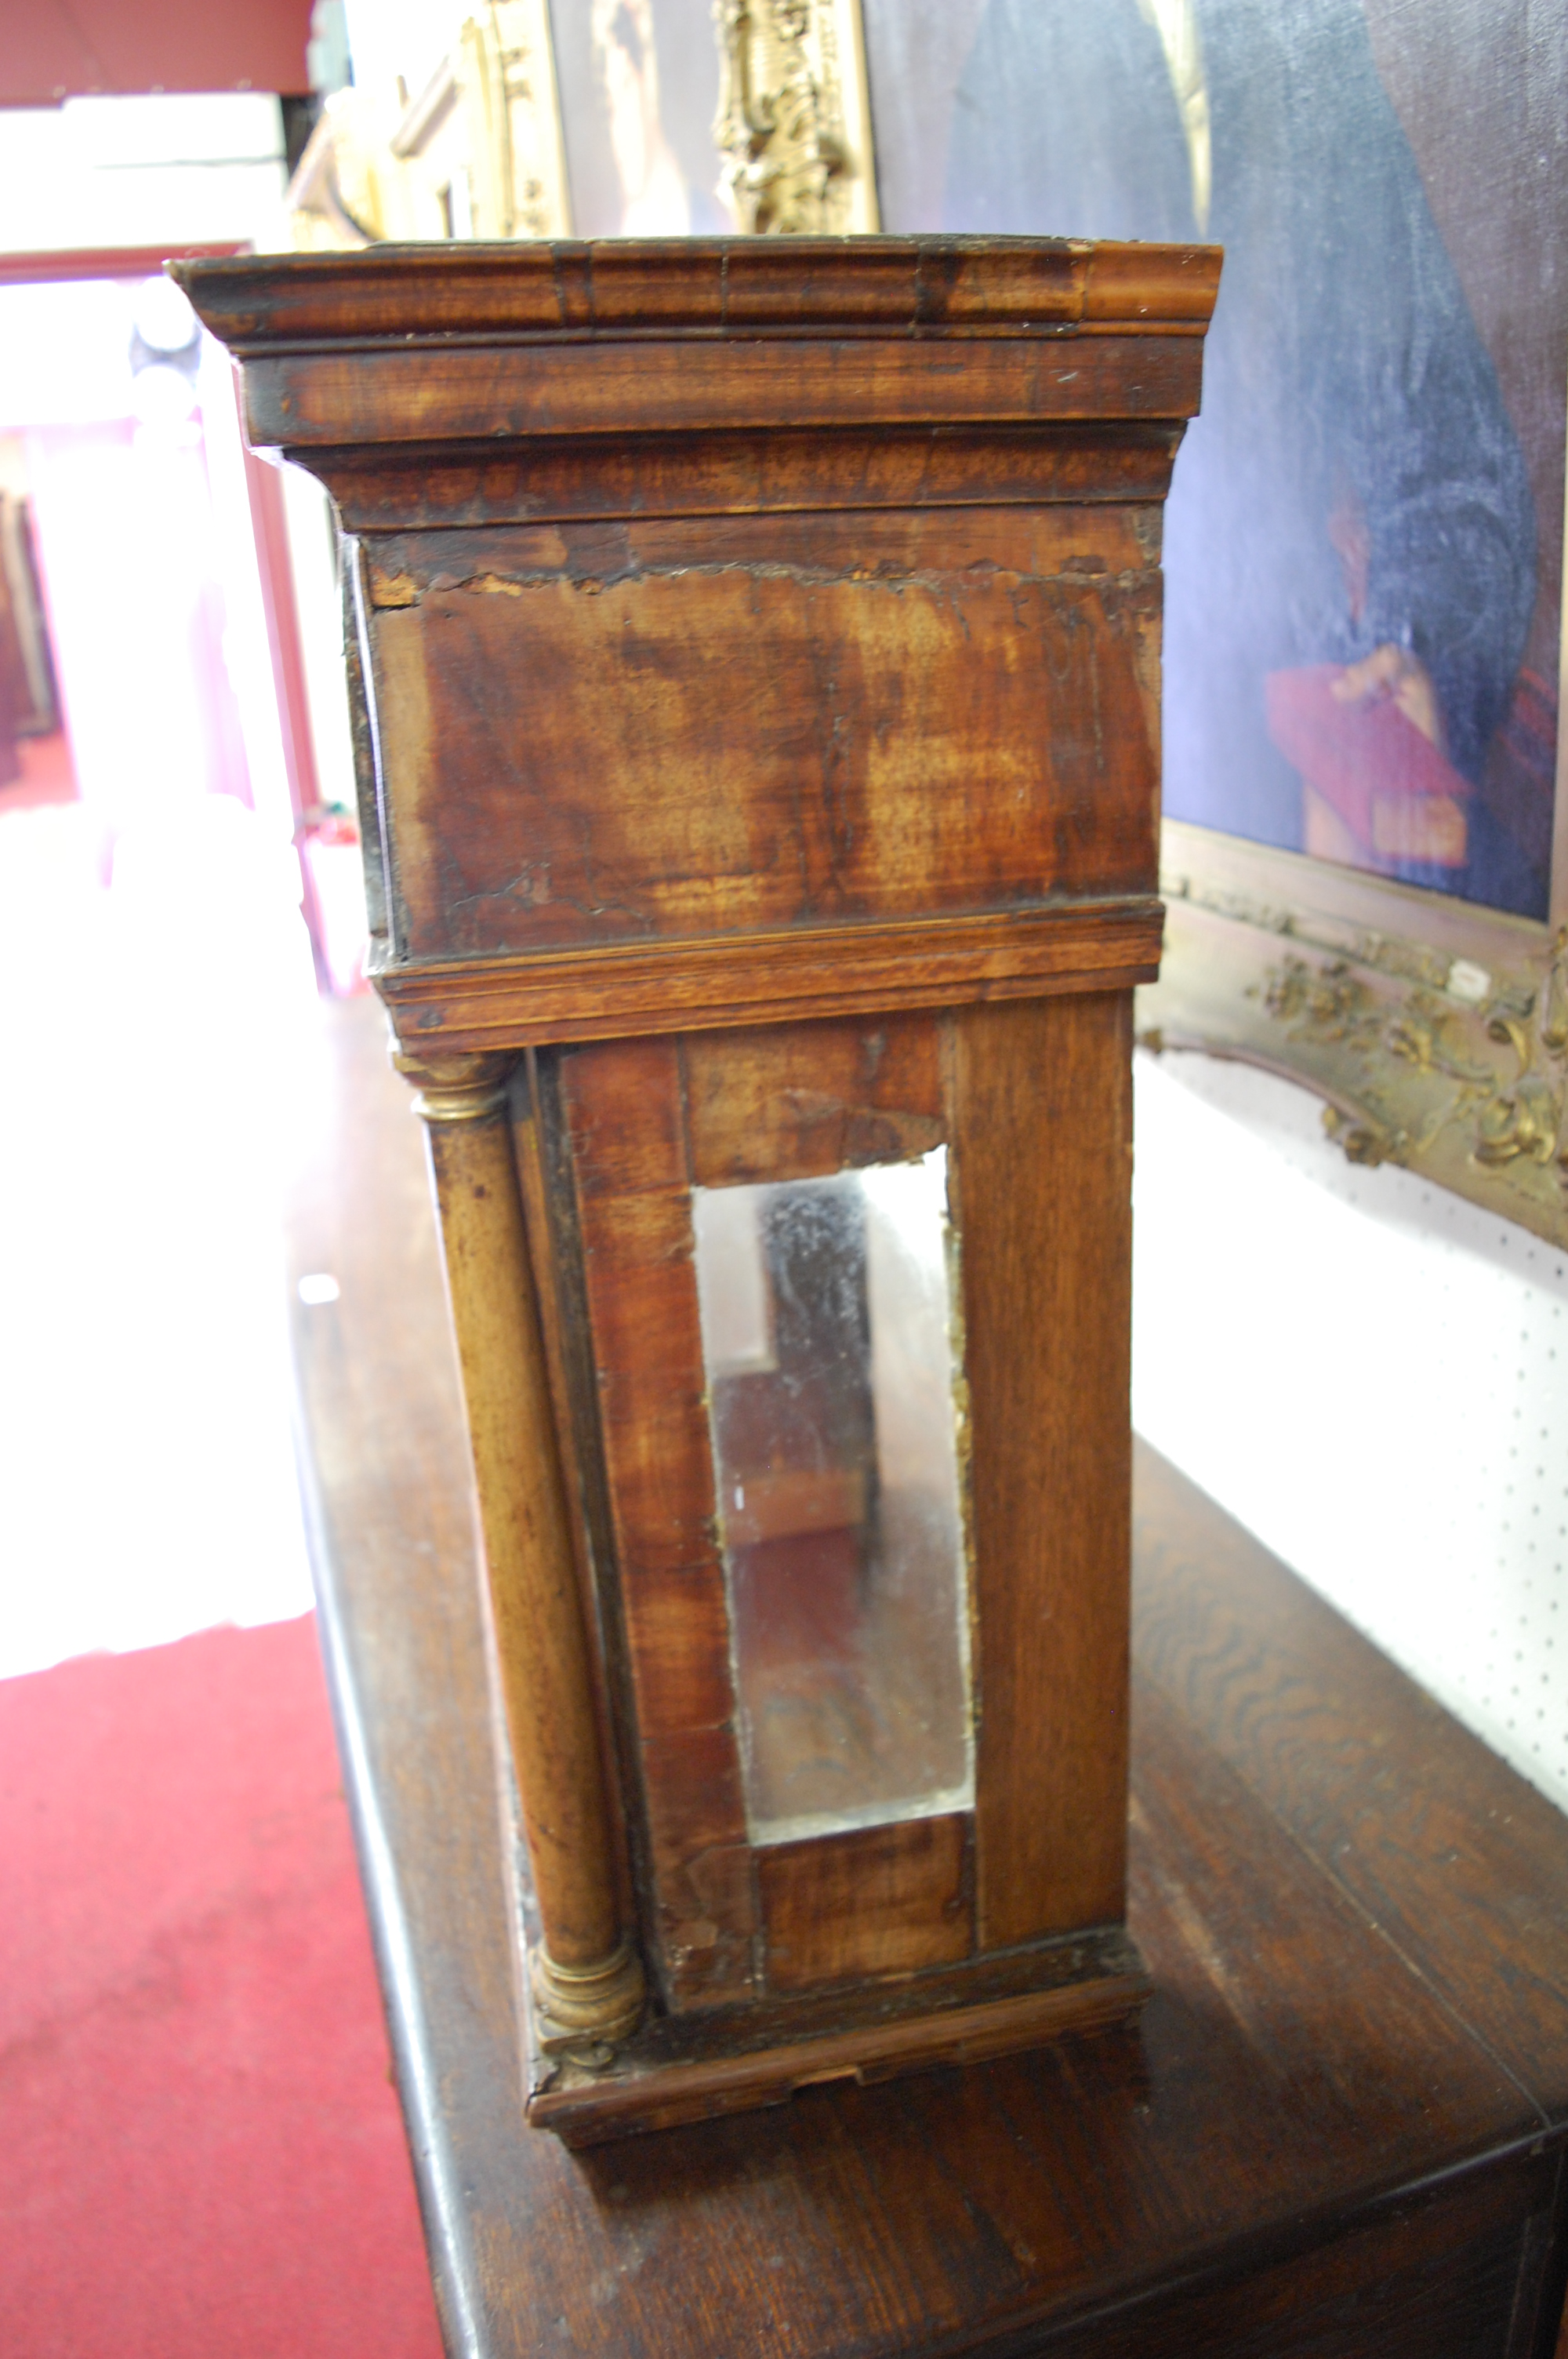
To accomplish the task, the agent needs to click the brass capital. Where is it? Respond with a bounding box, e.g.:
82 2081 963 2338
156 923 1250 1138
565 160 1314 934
532 1939 646 2068
393 1046 516 1123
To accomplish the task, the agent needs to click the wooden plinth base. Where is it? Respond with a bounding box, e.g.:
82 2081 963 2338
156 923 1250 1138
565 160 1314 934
526 1928 1149 2146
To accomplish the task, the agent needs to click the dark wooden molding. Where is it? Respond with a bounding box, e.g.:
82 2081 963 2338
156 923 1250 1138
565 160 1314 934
374 899 1165 1052
528 1952 1150 2146
174 236 1221 353
302 421 1189 535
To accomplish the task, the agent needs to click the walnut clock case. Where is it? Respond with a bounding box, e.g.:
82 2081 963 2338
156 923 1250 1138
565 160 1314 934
180 238 1219 2145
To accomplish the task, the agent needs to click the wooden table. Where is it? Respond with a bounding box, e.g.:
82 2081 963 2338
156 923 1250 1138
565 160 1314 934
288 993 1568 2359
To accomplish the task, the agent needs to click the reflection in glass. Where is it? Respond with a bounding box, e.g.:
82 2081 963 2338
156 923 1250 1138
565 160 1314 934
693 1150 973 1845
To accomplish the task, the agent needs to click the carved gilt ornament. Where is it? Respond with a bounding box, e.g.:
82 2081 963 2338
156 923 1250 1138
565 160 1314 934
712 0 880 234
1141 819 1568 1248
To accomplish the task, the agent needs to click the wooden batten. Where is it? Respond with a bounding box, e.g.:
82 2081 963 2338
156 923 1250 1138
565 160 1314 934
372 900 1166 1053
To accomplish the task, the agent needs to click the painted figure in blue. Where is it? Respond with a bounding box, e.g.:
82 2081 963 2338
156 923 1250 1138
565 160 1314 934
946 0 1540 911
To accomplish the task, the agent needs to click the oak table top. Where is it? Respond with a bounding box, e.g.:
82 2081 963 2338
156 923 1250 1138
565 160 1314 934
287 992 1568 2359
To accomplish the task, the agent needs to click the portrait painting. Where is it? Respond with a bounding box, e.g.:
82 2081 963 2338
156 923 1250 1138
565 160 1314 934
864 0 1568 921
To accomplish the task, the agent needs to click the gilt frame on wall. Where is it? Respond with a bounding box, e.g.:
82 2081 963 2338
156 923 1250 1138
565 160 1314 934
1143 820 1568 1249
550 0 877 238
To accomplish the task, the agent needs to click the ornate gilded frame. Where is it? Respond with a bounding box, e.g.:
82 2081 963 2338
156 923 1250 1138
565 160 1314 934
1141 819 1568 1248
711 0 880 233
281 0 877 249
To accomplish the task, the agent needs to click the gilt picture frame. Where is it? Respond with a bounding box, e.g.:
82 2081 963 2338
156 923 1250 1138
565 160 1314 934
550 0 878 239
1144 820 1568 1249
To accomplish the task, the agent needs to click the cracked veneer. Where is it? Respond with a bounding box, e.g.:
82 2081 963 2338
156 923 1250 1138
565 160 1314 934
368 554 1159 609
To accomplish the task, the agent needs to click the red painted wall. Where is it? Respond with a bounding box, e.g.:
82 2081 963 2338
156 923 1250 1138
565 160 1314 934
2 0 313 104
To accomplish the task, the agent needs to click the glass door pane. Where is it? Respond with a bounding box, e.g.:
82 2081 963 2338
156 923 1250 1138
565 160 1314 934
693 1148 974 1845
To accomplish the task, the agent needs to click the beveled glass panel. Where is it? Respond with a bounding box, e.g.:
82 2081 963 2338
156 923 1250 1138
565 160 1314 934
692 1150 973 1845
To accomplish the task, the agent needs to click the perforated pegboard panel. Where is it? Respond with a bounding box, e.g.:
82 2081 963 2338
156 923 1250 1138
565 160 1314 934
1133 1049 1568 1814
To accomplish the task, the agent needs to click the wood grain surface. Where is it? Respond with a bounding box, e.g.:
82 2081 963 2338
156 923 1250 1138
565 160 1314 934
371 898 1164 1055
176 236 1221 353
955 994 1134 1949
560 1037 753 2013
290 996 1568 2356
758 1814 971 1991
241 335 1207 455
418 1099 623 1972
313 423 1187 537
179 236 1200 1065
682 1015 943 1187
365 506 1162 966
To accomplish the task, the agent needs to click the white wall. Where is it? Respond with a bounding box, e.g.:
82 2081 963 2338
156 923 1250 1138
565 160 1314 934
1133 1049 1568 1812
279 460 358 819
341 0 469 107
0 107 321 1682
0 95 288 255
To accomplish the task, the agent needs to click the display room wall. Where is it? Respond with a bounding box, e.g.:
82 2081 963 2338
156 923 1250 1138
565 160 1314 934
1134 1048 1568 1812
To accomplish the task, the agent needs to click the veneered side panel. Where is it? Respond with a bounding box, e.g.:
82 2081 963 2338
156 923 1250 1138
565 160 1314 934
759 1815 973 1993
683 1015 943 1187
563 1040 756 2010
368 506 1162 962
953 993 1134 1947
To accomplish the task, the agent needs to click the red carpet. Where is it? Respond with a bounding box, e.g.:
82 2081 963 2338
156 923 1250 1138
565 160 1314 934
0 1616 444 2357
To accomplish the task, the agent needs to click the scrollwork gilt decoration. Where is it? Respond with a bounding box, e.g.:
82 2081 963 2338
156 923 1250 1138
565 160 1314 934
1255 943 1568 1180
713 0 880 234
1141 818 1568 1248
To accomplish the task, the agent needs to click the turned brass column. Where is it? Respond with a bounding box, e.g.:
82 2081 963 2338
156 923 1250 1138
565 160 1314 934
397 1049 644 2059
